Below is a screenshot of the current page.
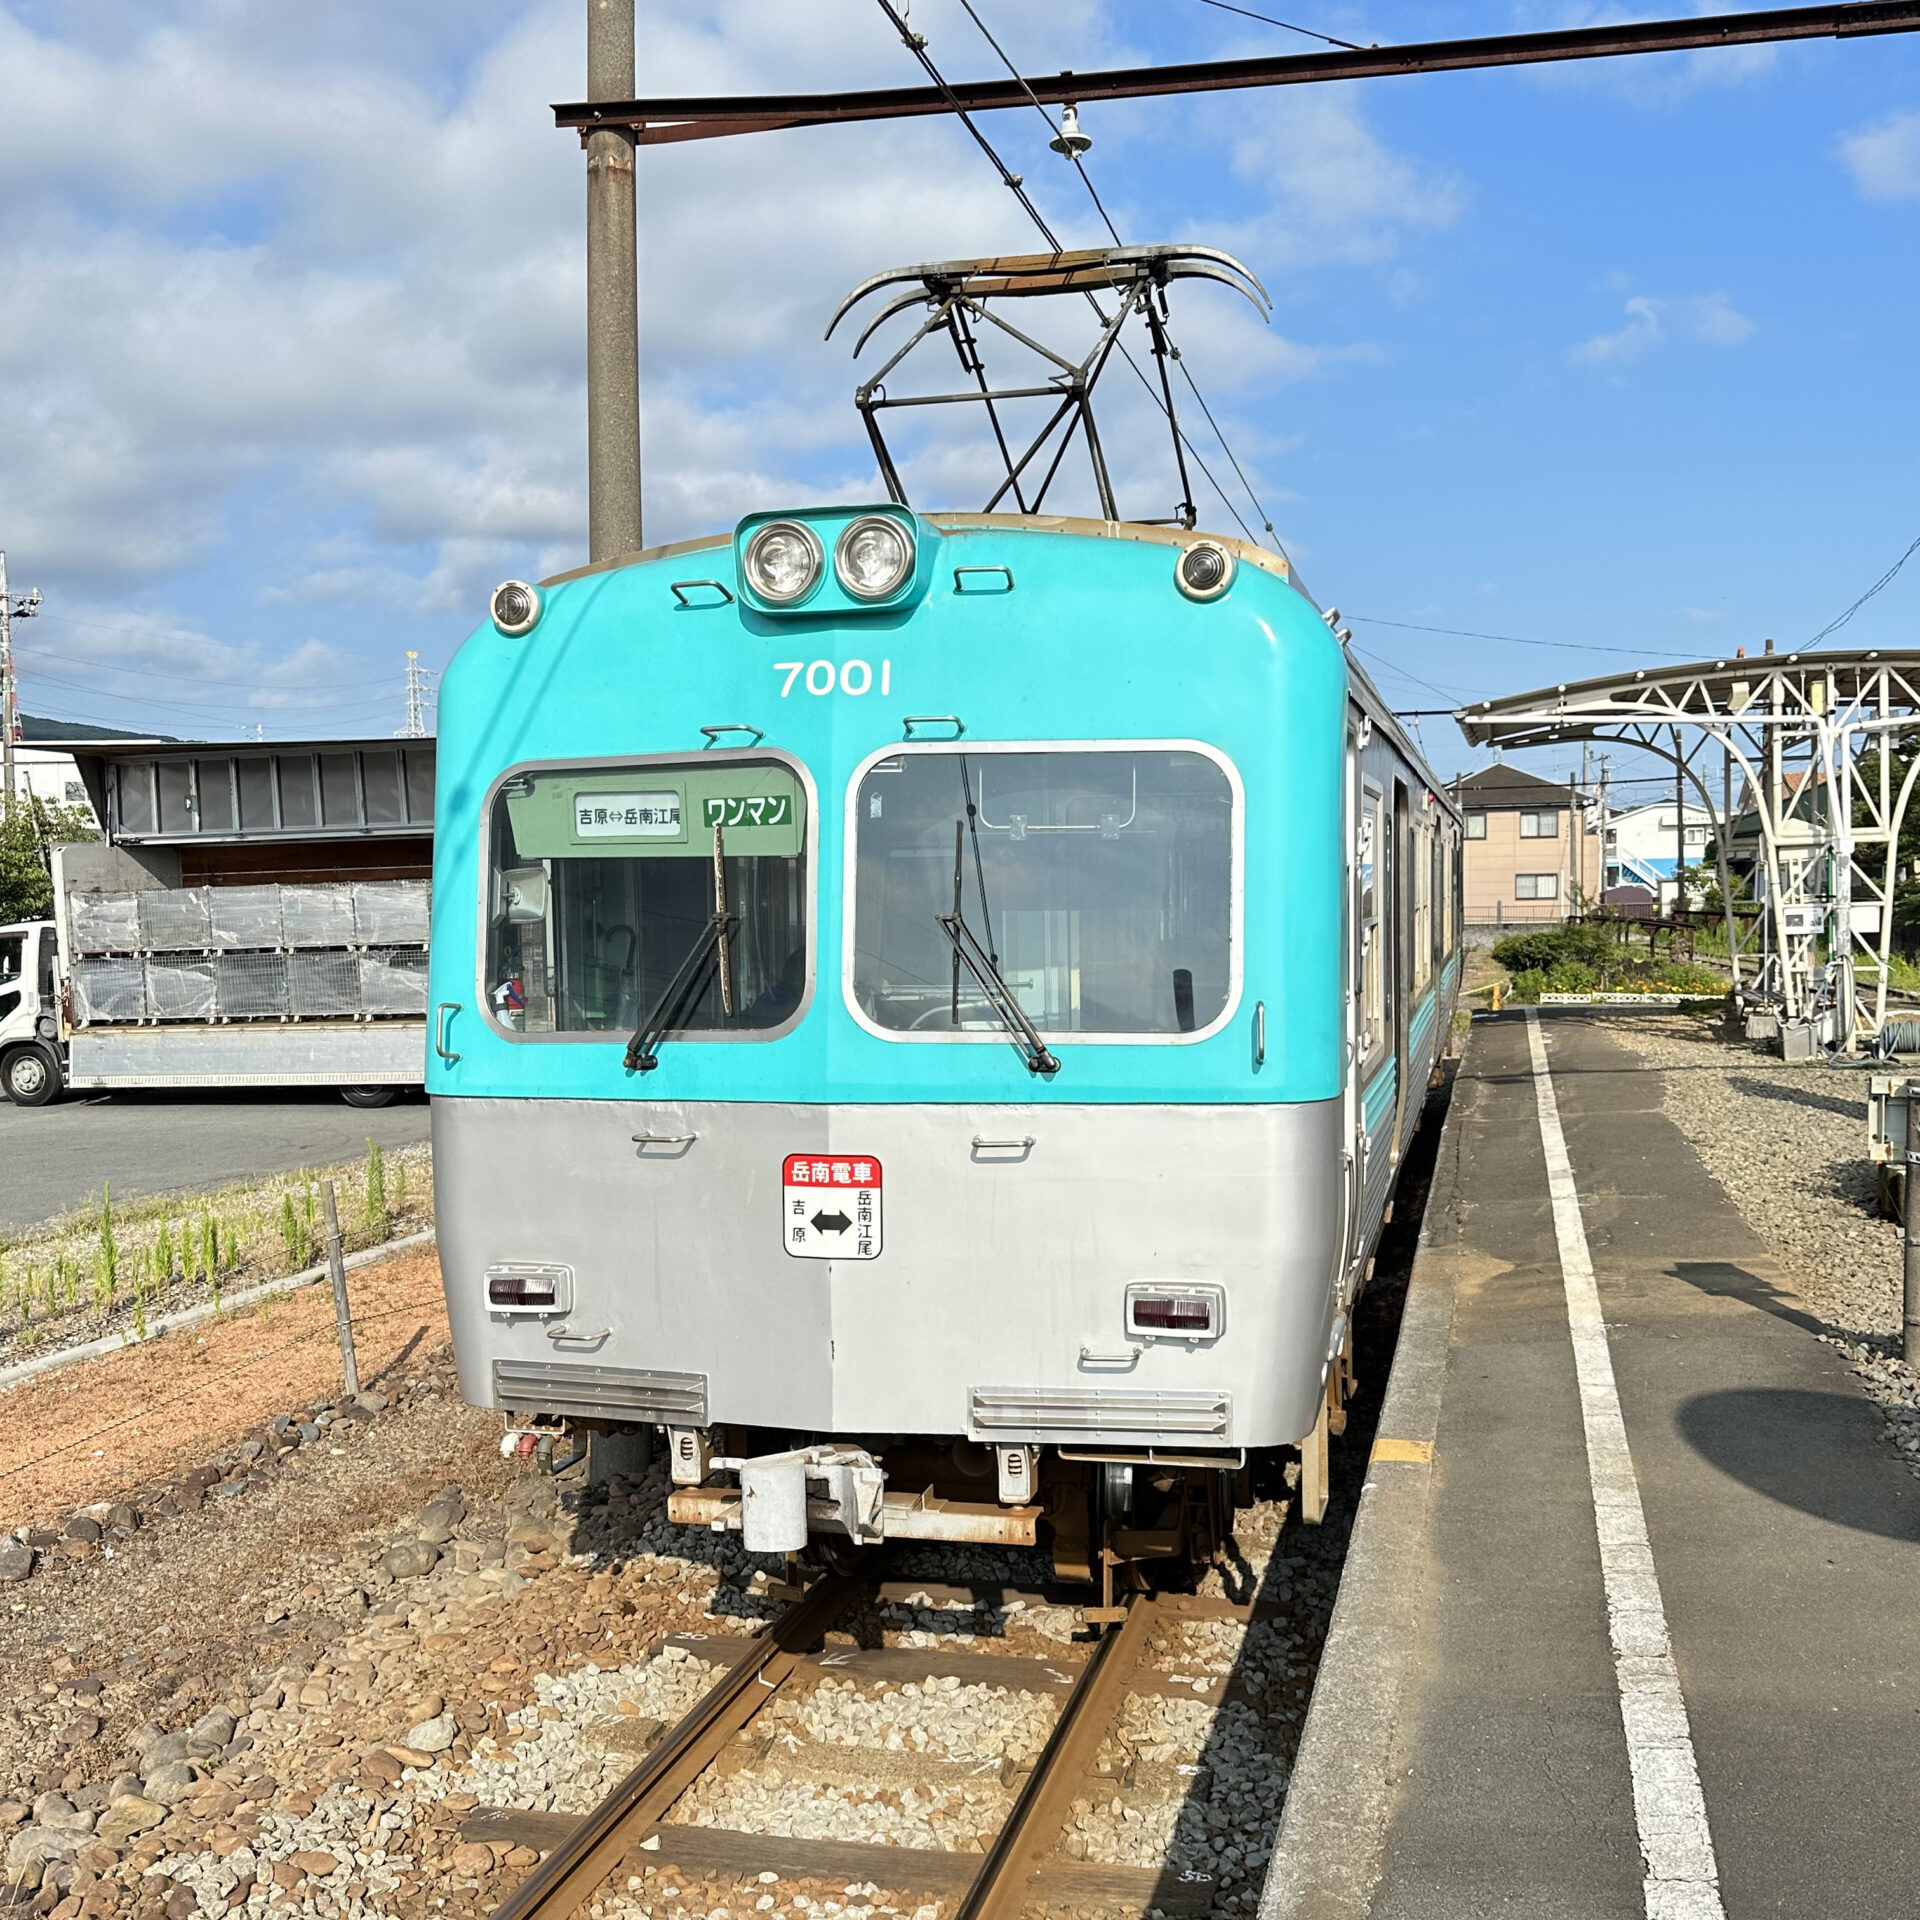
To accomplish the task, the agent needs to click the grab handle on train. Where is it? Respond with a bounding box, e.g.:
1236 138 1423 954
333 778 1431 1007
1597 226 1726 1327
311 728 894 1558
632 1131 698 1145
953 565 1015 593
1252 999 1266 1071
435 1002 462 1065
1078 1344 1142 1370
545 1323 613 1345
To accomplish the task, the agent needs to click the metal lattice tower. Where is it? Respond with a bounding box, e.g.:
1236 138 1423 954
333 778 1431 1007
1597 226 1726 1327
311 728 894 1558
401 651 428 739
1457 649 1920 1053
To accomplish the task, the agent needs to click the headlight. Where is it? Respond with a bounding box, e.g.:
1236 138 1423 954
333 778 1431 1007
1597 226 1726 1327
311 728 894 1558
490 580 542 636
834 515 915 601
743 520 824 606
1175 541 1235 602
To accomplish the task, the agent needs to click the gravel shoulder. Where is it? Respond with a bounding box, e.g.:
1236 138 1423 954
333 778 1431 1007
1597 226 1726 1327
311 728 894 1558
1611 1011 1920 1467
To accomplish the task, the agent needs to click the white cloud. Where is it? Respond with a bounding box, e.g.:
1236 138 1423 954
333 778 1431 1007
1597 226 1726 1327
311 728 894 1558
1571 291 1754 365
1838 111 1920 201
1226 90 1465 267
0 0 1409 721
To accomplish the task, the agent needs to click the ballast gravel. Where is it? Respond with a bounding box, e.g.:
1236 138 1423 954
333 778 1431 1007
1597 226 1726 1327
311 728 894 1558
1619 1013 1920 1475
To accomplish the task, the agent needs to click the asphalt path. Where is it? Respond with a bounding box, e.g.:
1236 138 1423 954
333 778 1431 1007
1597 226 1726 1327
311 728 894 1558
0 1088 432 1230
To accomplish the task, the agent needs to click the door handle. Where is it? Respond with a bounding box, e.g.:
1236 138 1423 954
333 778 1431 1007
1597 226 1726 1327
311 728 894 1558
435 1002 462 1064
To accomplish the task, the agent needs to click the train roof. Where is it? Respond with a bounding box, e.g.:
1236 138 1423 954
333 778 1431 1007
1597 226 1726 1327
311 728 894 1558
533 509 1457 811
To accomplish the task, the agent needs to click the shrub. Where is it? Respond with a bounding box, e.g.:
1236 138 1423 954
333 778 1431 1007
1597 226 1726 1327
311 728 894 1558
1490 931 1569 974
1509 967 1549 1003
1543 960 1599 993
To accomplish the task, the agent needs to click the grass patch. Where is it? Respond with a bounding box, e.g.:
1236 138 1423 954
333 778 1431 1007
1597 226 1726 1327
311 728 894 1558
0 1142 431 1366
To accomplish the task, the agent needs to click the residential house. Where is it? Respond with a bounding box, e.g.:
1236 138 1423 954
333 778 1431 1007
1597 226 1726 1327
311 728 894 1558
1454 764 1600 927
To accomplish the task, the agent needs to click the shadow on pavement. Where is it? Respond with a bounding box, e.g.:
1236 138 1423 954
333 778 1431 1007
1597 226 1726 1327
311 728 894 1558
1674 1386 1920 1542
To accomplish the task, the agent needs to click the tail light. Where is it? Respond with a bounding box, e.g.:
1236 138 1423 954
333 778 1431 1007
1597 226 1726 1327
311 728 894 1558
486 1263 573 1315
1125 1281 1225 1343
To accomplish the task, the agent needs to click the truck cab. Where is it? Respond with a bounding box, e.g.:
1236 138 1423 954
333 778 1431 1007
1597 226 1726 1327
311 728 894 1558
0 920 63 1106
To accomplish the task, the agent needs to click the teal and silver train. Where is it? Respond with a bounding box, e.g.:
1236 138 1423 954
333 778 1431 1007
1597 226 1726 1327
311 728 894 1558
429 502 1462 1587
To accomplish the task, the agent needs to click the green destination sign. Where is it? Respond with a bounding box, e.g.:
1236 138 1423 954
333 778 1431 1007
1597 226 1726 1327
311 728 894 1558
505 762 805 859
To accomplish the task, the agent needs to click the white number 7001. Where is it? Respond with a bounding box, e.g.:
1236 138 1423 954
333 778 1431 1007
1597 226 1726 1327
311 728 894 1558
774 659 892 698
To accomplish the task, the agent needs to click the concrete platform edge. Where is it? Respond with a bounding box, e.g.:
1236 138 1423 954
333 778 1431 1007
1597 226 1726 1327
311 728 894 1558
1256 1066 1468 1920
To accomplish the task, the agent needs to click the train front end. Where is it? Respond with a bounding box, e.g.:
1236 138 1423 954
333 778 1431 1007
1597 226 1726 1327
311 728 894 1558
429 507 1349 1580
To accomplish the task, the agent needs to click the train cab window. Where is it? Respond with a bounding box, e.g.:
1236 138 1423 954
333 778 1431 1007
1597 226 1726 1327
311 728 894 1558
850 745 1236 1039
484 757 809 1039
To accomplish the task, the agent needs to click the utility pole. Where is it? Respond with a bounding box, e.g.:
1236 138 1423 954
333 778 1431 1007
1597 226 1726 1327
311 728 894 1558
586 0 642 563
1598 755 1611 899
0 552 43 804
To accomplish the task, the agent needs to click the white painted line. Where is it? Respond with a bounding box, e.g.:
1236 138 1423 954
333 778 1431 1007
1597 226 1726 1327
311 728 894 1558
1524 1010 1725 1920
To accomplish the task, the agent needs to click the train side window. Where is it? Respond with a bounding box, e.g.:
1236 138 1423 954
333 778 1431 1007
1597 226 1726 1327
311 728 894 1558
482 756 810 1042
1360 787 1385 1064
1411 822 1432 994
848 744 1237 1041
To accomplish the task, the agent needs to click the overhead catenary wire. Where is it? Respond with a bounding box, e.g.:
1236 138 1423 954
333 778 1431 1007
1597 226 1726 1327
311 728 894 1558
1350 615 1695 660
1808 529 1920 646
872 0 1276 549
950 0 1282 544
1192 0 1365 51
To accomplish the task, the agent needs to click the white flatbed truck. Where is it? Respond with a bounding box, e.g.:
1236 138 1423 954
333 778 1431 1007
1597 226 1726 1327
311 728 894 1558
0 904 425 1109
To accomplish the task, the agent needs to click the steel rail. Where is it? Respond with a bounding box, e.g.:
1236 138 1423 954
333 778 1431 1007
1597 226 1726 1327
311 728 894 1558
555 2 1920 142
488 1573 857 1920
951 1592 1160 1920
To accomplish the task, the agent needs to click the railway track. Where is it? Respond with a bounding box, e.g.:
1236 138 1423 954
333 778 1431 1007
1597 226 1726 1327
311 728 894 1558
479 1573 1256 1920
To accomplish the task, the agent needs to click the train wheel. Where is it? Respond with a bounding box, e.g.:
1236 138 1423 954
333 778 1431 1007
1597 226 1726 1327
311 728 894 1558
813 1536 872 1579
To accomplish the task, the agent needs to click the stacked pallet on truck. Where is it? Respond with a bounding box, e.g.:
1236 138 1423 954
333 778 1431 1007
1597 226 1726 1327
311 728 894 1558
65 880 430 1026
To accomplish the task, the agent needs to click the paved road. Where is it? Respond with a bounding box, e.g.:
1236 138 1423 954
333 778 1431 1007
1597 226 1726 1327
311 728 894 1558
0 1089 432 1229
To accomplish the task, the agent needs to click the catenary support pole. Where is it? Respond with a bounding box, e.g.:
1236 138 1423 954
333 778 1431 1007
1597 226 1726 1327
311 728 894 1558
1905 1113 1920 1367
0 550 13 802
586 0 642 563
323 1179 360 1399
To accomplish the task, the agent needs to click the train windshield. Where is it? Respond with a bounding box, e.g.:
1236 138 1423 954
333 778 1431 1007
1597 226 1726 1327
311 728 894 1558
851 746 1235 1038
485 758 808 1038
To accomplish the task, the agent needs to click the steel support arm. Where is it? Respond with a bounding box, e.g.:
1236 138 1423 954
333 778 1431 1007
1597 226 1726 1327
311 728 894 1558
556 3 1920 143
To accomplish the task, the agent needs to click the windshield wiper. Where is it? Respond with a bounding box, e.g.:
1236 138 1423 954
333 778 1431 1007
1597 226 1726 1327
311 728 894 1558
937 911 1060 1076
624 824 737 1073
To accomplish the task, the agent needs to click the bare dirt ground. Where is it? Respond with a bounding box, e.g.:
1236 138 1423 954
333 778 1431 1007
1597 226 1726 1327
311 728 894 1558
2 1253 449 1532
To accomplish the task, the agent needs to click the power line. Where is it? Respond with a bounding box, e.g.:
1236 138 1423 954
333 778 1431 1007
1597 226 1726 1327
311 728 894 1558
22 630 434 693
1809 530 1920 646
1350 614 1696 660
933 0 1281 546
1193 0 1365 51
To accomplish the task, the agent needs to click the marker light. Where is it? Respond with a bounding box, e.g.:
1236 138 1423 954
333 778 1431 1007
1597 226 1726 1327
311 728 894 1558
485 1263 572 1314
490 580 542 636
1125 1281 1226 1342
743 520 824 605
835 515 916 600
1175 541 1235 602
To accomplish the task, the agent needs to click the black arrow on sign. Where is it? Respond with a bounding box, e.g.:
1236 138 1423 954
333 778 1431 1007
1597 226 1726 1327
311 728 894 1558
811 1209 852 1235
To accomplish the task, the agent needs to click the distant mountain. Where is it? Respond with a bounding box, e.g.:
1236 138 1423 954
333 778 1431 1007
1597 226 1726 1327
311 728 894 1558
19 713 182 744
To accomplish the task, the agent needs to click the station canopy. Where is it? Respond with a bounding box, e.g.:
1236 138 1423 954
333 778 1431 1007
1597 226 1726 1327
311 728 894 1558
1454 647 1920 1047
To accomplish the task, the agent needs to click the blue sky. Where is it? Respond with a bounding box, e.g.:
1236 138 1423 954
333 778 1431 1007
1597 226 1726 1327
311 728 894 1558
1 1 1916 793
